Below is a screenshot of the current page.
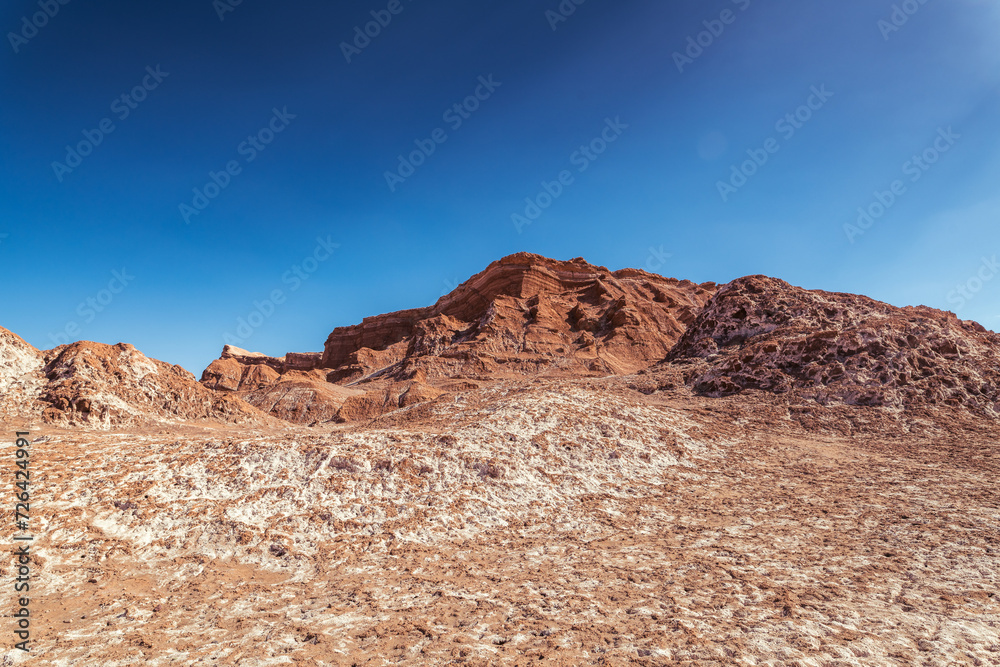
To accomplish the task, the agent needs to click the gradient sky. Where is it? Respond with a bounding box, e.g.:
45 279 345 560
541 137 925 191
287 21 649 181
2 0 1000 375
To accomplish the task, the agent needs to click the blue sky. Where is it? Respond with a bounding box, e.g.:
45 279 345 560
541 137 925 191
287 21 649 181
2 0 999 374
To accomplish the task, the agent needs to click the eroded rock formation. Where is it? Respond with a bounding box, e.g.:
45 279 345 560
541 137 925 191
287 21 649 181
320 253 715 382
200 253 717 423
0 331 266 429
6 259 1000 665
6 253 1000 431
668 275 1000 414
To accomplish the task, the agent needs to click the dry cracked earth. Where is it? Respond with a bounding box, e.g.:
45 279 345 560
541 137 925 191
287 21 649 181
4 377 1000 666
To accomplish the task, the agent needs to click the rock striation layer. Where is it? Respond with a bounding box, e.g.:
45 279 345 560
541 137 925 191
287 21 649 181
320 252 716 381
201 253 717 423
200 345 361 424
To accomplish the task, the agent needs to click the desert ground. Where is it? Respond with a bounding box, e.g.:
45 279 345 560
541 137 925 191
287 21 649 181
6 379 999 666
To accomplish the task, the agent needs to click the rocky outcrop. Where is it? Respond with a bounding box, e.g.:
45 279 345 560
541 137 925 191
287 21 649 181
9 255 1000 433
38 342 270 428
199 253 717 424
0 332 268 429
200 345 354 424
668 275 1000 415
0 327 46 423
197 254 1000 425
201 346 323 391
320 253 717 382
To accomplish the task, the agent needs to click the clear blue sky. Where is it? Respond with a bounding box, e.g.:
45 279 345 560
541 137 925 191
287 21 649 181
2 0 999 374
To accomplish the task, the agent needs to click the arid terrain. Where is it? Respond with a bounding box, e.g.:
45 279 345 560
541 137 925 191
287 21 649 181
2 254 999 665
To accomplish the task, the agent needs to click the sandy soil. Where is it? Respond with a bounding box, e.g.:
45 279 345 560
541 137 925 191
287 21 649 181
3 379 999 665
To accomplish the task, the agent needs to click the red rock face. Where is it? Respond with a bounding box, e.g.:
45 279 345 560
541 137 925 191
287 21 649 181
320 253 716 382
200 345 353 424
201 346 285 391
9 254 998 431
669 275 1000 415
201 253 717 423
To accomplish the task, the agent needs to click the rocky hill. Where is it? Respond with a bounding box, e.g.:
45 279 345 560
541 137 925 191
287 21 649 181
7 253 1000 430
201 345 364 424
201 253 1000 428
201 253 717 423
666 275 1000 416
320 253 716 381
0 326 46 422
6 255 1000 665
0 330 266 429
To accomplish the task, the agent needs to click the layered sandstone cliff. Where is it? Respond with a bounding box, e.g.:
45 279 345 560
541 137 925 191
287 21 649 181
200 253 717 423
320 253 715 380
